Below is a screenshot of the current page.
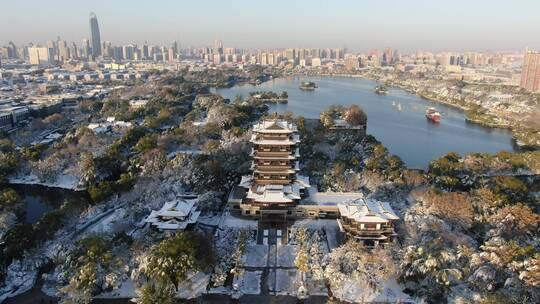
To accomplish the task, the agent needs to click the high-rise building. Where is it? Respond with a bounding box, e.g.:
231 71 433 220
123 44 135 60
113 46 123 61
46 40 57 61
81 39 91 59
58 39 70 62
142 42 149 60
172 41 178 56
89 12 102 58
520 51 540 92
213 39 223 55
7 41 18 59
28 47 52 65
383 48 393 65
285 48 295 61
168 47 175 62
345 56 360 70
70 42 79 59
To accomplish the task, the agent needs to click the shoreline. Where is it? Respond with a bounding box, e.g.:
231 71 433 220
292 72 535 149
8 177 87 192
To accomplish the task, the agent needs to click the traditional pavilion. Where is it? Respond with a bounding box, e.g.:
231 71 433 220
229 119 311 219
145 197 201 231
337 198 399 246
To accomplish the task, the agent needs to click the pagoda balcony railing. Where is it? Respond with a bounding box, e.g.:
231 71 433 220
254 179 292 185
255 151 294 157
341 223 394 234
254 165 293 171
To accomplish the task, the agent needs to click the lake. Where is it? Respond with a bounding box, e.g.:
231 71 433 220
10 184 90 223
214 76 516 168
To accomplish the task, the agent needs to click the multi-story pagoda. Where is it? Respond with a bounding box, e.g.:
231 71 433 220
229 119 310 219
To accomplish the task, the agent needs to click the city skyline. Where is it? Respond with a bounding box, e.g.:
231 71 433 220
1 0 540 52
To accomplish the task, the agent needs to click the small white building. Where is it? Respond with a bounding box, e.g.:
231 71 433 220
129 99 149 109
145 197 201 231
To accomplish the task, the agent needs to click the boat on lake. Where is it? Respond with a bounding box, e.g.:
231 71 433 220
426 107 441 123
392 101 402 111
299 81 317 90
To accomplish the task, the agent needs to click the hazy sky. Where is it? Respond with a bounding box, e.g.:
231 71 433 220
1 0 539 52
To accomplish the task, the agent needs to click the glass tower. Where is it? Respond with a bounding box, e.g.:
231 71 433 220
89 12 101 58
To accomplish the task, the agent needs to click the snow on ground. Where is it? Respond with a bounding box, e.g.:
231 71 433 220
9 173 83 191
305 274 328 296
270 269 298 296
166 149 203 159
207 286 231 295
291 218 337 230
85 208 128 235
276 245 296 268
94 278 136 299
218 212 258 229
332 277 415 304
197 214 222 227
268 245 277 267
241 245 268 268
94 272 211 300
177 272 211 299
0 256 46 302
290 219 341 250
232 270 262 299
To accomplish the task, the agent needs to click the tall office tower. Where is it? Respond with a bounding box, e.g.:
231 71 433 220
113 47 123 61
285 48 295 61
104 41 113 58
123 44 135 60
334 48 344 60
46 40 57 61
71 42 79 59
213 53 222 65
298 49 306 61
383 48 393 65
28 47 52 65
168 47 175 62
392 49 401 64
213 39 223 54
260 53 268 65
89 12 102 58
142 43 149 59
172 41 179 56
268 53 275 65
81 39 91 59
58 39 70 62
224 47 236 56
311 48 321 58
160 46 167 62
7 41 18 59
345 56 360 70
520 51 540 92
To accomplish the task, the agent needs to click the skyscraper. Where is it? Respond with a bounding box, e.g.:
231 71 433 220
520 51 540 92
28 47 52 65
89 12 102 58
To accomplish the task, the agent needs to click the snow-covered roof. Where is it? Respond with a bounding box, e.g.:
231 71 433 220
308 191 364 206
338 198 399 223
245 177 310 203
250 134 300 146
239 175 253 188
145 198 200 230
252 119 298 133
